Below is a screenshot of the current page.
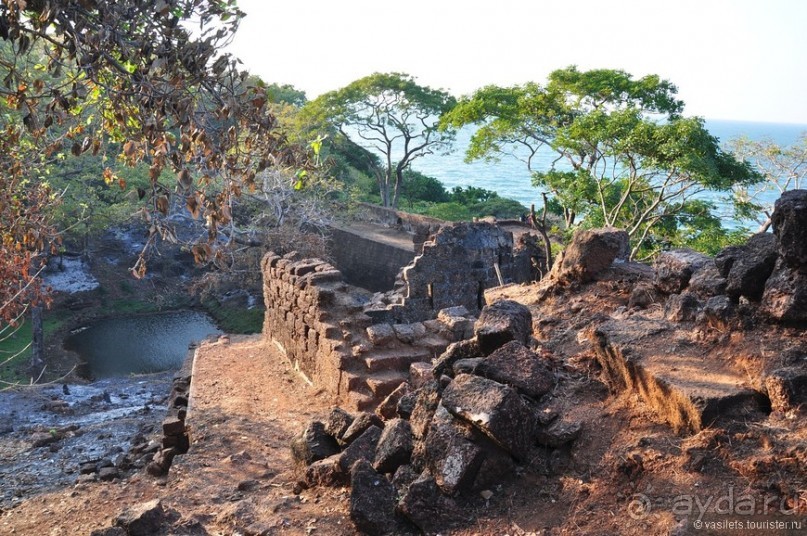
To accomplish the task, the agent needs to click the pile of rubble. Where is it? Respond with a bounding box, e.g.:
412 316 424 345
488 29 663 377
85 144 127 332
291 300 581 534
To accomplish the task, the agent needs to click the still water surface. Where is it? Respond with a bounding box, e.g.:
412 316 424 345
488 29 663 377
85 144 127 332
64 310 221 377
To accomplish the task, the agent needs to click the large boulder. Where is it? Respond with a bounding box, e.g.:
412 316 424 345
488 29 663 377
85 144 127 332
441 374 537 461
474 341 553 399
549 227 629 282
761 261 807 323
653 249 710 294
761 190 807 322
771 189 807 270
723 232 778 301
474 300 532 355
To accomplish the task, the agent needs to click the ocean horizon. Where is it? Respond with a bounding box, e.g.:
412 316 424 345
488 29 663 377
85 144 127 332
412 118 807 220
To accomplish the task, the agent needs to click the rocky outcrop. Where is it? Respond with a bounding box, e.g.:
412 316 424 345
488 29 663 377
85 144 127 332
549 227 628 283
761 189 807 322
722 232 777 301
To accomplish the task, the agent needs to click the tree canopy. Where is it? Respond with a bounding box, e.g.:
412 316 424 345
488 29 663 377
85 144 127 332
442 66 760 258
0 0 304 324
728 134 807 233
302 72 457 208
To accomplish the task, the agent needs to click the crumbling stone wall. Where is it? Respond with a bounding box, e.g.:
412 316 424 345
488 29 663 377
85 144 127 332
327 226 417 292
261 252 362 395
367 222 517 323
262 251 475 410
354 202 444 251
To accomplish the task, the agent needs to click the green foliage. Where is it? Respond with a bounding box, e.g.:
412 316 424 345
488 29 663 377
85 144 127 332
0 315 67 385
400 170 449 204
302 72 457 208
265 82 308 107
442 66 760 258
421 202 472 221
201 296 263 334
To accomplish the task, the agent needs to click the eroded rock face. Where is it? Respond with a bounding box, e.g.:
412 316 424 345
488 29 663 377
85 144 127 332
761 261 807 323
549 227 629 282
474 300 532 355
771 189 807 270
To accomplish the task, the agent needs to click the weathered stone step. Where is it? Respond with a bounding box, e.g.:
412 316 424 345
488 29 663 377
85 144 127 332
588 318 767 433
362 347 433 373
344 386 376 412
365 371 409 399
412 334 452 357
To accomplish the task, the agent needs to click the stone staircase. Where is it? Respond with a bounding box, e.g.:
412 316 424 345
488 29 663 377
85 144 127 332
339 308 476 411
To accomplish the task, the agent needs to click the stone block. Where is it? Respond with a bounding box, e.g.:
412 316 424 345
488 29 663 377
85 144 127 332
398 474 464 534
114 499 165 536
422 405 485 495
324 407 354 443
339 425 382 474
290 421 340 466
376 382 411 421
366 323 396 346
373 418 413 474
441 374 537 461
409 362 433 389
475 340 553 399
474 300 532 355
349 460 397 536
342 413 383 445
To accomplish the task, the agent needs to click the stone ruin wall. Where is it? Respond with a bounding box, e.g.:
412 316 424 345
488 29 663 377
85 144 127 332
262 221 547 409
352 202 444 251
366 222 518 324
261 253 357 396
326 226 416 292
262 251 478 410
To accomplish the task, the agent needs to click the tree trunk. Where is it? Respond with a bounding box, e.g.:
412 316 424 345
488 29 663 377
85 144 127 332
30 305 44 381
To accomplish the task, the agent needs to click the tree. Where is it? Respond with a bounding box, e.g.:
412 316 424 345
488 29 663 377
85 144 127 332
442 66 760 258
0 0 302 327
303 72 456 208
727 134 807 233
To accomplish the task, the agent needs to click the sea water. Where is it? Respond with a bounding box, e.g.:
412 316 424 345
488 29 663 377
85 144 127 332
412 119 807 223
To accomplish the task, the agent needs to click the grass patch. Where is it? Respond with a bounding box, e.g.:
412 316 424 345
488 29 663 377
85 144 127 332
201 296 264 334
0 314 69 385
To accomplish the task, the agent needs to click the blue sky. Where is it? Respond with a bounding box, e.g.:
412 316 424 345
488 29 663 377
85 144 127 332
228 0 807 124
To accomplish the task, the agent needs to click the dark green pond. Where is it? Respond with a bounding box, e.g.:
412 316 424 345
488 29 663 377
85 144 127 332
64 311 221 377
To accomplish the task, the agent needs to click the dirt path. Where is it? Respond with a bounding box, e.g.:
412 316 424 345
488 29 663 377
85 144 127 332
1 336 354 535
